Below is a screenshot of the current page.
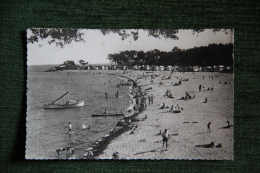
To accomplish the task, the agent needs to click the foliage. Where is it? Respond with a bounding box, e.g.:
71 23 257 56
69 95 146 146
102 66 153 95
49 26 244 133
100 29 229 41
100 29 179 41
27 29 85 48
107 44 233 67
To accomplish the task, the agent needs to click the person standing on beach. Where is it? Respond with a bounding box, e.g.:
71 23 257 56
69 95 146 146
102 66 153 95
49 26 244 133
207 122 211 133
161 129 170 150
199 85 201 92
151 94 154 104
148 95 151 105
105 92 108 99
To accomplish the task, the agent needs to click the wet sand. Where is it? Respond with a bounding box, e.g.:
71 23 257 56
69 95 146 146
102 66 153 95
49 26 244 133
97 71 234 160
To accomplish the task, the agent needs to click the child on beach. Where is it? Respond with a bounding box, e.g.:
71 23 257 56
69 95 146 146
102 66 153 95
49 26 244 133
161 129 170 150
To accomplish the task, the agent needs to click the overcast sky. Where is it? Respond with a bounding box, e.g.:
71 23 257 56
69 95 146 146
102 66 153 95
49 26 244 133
27 29 233 65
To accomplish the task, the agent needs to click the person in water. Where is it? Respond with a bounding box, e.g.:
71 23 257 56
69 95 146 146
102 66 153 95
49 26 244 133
66 146 75 159
161 129 170 150
64 122 73 132
56 147 66 159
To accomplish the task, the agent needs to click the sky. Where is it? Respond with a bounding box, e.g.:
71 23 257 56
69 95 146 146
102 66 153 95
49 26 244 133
27 29 233 65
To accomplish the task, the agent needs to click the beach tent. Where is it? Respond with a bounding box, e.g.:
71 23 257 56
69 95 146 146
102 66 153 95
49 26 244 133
160 66 165 71
207 66 212 72
219 65 224 72
185 91 195 99
167 66 173 71
213 65 218 72
226 66 233 72
146 65 151 70
193 66 199 72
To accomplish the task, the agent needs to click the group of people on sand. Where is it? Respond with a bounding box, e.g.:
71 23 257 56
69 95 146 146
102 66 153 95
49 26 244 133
159 103 183 113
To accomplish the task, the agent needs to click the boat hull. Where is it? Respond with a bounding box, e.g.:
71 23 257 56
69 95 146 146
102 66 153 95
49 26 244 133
44 100 84 109
92 113 124 117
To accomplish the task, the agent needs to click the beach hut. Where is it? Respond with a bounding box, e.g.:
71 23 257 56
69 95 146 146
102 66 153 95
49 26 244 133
159 66 165 71
193 66 199 72
213 65 218 72
173 65 179 72
206 66 212 72
226 66 233 73
146 65 151 71
154 66 159 71
167 66 173 71
219 65 224 72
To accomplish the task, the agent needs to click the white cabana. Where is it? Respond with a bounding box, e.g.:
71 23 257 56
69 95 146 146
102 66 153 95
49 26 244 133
160 66 165 71
167 66 173 71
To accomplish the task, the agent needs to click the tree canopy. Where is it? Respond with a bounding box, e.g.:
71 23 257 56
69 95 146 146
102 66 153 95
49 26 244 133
27 29 85 48
107 43 233 67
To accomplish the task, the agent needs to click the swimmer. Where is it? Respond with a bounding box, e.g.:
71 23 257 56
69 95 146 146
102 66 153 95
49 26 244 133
56 147 66 159
64 122 73 132
66 146 75 159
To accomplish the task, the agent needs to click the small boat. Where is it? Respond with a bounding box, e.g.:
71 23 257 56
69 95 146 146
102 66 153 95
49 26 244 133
44 73 84 109
92 113 124 117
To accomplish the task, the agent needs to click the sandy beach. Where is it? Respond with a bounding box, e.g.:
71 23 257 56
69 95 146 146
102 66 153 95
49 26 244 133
97 70 233 160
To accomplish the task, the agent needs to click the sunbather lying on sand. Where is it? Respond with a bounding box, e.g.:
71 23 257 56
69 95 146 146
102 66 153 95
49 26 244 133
195 142 215 148
221 121 233 129
159 103 165 109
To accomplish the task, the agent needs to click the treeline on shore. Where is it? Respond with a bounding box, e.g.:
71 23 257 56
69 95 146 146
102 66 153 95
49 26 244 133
109 43 233 67
45 43 233 72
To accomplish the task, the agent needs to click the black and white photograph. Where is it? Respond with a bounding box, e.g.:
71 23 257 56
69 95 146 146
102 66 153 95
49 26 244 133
26 29 234 160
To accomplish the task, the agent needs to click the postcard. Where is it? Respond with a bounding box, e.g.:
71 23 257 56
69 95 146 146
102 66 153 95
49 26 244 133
26 29 234 160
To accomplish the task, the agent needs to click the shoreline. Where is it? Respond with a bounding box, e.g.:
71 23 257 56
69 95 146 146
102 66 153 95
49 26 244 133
82 72 146 159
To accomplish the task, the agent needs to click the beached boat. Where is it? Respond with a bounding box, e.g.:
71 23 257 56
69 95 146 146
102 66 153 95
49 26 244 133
92 113 124 117
44 73 84 109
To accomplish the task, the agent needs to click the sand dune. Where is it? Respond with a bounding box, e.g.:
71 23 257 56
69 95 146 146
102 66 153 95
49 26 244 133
97 71 233 160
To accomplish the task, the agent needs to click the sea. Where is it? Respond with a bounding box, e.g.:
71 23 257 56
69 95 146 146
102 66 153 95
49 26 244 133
26 65 131 159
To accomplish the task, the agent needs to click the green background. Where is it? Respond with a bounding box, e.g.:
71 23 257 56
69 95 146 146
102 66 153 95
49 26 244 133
1 0 259 172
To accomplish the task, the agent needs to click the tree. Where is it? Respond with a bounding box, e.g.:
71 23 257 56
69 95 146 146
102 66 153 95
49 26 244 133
100 29 179 41
99 29 229 42
27 29 85 48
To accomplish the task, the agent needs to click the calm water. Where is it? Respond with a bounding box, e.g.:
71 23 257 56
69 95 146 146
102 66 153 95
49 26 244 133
26 65 130 159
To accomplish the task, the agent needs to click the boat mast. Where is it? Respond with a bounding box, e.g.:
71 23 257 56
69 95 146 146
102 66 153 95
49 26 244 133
67 73 70 101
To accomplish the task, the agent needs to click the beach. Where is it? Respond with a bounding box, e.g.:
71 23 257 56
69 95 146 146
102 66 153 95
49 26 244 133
97 70 234 160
